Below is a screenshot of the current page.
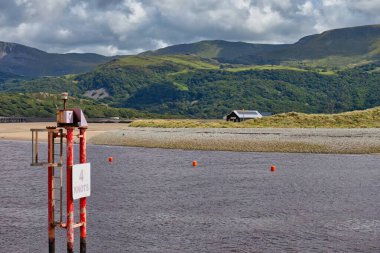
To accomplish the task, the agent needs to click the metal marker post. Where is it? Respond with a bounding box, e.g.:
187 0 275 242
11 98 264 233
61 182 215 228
79 127 87 253
48 130 55 253
66 128 74 253
31 93 90 253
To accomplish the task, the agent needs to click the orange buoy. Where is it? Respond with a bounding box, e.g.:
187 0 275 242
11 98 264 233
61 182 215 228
192 160 198 167
270 165 276 172
108 157 113 163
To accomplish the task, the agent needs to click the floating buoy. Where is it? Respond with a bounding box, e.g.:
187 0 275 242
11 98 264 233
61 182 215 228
108 157 113 163
270 165 276 172
192 160 198 167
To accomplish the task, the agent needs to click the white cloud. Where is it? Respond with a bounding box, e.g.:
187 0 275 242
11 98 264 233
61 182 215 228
0 0 378 55
268 0 292 10
298 1 314 16
70 2 89 20
234 0 251 9
349 0 380 15
246 5 284 33
5 22 42 42
100 0 148 41
124 0 147 24
15 0 28 6
66 44 141 55
322 0 344 6
34 0 71 14
153 39 169 49
56 29 72 40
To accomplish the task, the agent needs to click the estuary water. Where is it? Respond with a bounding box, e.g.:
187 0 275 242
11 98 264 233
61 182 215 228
0 140 379 252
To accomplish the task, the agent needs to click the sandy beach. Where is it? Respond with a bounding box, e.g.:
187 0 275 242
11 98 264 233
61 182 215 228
2 122 380 154
0 122 128 142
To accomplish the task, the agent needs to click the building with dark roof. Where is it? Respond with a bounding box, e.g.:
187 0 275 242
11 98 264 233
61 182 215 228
226 110 262 122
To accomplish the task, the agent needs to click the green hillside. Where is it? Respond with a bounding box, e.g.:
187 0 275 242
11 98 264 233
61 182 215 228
2 52 379 118
0 92 163 118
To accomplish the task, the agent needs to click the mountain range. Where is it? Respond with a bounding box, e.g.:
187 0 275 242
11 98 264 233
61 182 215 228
144 24 380 65
0 42 115 77
0 24 380 118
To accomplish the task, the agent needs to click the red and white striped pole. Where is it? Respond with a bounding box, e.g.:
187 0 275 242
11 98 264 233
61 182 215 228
66 128 74 253
79 127 87 253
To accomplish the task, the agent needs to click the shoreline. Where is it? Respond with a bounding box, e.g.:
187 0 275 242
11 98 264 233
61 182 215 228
0 122 128 142
2 123 380 154
91 127 380 154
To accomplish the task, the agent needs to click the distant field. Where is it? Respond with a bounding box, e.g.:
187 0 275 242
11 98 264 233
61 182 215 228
112 55 218 69
225 65 308 72
130 107 380 128
112 55 336 75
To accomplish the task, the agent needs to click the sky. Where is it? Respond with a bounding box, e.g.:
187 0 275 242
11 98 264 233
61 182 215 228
0 0 379 56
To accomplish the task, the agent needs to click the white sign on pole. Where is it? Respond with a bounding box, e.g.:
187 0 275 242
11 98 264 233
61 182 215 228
72 163 91 200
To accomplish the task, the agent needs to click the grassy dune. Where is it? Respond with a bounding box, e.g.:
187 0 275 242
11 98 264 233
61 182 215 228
130 107 380 128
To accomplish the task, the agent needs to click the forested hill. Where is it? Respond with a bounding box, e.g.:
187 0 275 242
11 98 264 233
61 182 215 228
0 42 114 77
1 25 380 118
2 54 380 118
143 25 380 65
75 56 380 117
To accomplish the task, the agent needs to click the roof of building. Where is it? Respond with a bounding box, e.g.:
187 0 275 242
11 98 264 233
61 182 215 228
231 110 262 119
